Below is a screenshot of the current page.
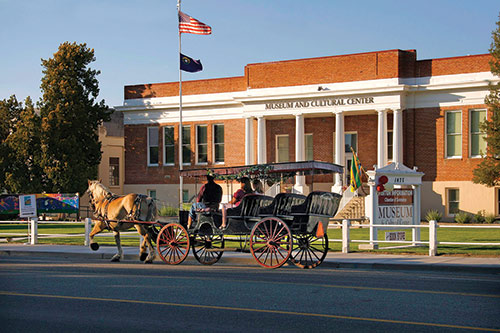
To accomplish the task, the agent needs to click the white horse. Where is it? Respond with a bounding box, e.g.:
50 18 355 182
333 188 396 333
86 180 158 263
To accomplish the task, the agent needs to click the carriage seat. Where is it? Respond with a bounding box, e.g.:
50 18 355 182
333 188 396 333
259 193 306 218
287 191 342 233
225 194 273 234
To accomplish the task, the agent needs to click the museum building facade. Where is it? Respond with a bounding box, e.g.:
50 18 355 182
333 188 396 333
116 49 498 220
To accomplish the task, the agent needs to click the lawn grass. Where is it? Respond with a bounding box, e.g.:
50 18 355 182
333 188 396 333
1 222 499 256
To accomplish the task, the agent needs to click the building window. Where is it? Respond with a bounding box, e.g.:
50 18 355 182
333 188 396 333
163 126 175 165
214 124 224 163
147 189 157 200
183 189 190 203
345 133 357 153
305 134 313 160
276 135 289 162
148 127 159 166
109 157 119 186
387 131 393 161
470 109 487 157
446 111 462 158
447 188 459 216
197 125 208 164
182 125 191 165
497 188 500 216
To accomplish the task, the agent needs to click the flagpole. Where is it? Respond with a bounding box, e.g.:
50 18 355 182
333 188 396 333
177 0 184 211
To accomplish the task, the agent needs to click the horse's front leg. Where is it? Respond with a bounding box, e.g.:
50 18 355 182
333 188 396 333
89 222 105 251
111 231 123 262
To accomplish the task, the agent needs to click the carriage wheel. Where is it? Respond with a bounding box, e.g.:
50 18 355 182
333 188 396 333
250 217 292 269
192 234 225 265
156 223 190 265
290 233 329 269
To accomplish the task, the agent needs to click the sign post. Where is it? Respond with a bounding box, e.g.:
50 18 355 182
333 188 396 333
19 194 38 245
365 163 424 249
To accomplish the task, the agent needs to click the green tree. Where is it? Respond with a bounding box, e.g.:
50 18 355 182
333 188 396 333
0 95 23 193
473 14 500 187
39 42 111 194
3 97 45 193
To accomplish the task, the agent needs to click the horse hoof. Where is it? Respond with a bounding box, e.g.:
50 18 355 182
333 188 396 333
90 243 99 251
140 253 148 261
144 259 153 264
110 255 121 262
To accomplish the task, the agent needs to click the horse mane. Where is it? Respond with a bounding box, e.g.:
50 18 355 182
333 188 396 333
90 181 114 200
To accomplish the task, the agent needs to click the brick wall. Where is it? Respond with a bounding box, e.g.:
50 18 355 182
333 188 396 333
124 119 246 185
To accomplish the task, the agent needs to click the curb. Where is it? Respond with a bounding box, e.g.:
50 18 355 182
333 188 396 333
1 249 499 274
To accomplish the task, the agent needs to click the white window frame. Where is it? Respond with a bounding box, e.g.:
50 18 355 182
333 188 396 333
109 157 120 187
469 109 487 158
276 134 290 163
445 110 462 159
147 127 159 167
213 124 225 164
163 126 175 166
196 124 208 165
147 189 157 201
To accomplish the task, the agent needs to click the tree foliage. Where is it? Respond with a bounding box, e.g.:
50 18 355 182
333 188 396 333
39 42 111 194
473 14 500 187
0 42 111 194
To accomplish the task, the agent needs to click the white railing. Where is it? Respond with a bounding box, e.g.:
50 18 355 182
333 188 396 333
2 218 500 257
335 219 500 256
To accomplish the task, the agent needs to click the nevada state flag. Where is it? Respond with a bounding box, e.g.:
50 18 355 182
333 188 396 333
180 53 203 73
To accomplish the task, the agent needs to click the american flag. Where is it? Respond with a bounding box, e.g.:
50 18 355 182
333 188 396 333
179 11 212 35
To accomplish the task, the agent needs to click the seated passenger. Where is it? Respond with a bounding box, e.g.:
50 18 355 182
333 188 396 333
220 177 253 229
252 179 264 194
187 174 223 228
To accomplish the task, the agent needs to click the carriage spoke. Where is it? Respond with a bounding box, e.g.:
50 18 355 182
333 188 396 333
156 223 190 265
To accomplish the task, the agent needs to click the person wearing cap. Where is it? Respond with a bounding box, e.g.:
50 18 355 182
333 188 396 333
187 174 223 229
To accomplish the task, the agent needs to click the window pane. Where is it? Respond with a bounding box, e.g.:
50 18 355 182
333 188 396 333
165 146 175 164
214 125 224 143
446 112 461 134
182 145 191 163
109 157 119 186
387 131 393 160
164 127 174 145
471 134 486 156
305 134 313 160
447 135 461 157
345 133 357 153
149 147 158 164
197 126 207 144
198 145 207 163
277 136 289 162
471 110 486 133
182 126 190 144
148 128 158 146
215 144 224 162
449 202 459 214
449 189 458 202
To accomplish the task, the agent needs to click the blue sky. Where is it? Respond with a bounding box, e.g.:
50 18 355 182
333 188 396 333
1 0 499 107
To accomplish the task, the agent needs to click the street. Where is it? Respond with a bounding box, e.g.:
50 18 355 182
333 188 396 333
0 256 499 332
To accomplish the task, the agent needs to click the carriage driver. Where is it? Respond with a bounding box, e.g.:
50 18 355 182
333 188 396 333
187 174 223 229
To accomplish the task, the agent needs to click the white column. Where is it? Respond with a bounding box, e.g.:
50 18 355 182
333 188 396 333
294 114 306 193
245 117 255 165
377 109 388 168
392 109 403 164
332 111 345 193
257 116 267 164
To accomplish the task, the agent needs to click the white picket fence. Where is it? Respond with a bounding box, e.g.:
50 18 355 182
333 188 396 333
1 218 500 256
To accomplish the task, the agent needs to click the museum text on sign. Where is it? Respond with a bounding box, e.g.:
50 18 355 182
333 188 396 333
377 189 414 225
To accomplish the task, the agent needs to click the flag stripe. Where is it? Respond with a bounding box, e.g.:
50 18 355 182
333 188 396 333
179 11 212 35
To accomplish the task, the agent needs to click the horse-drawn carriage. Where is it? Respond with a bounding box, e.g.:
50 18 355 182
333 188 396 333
156 161 343 269
87 160 343 269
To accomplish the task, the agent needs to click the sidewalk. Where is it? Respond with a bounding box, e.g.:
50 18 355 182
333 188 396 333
0 243 499 274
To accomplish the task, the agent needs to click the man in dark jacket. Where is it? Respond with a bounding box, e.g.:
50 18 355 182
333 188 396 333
187 175 222 228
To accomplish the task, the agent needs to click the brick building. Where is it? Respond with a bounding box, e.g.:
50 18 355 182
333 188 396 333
116 49 498 221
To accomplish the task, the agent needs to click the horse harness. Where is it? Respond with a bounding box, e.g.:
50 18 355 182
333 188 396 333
90 192 148 230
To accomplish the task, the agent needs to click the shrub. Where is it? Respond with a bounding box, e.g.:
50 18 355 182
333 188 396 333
474 210 486 223
159 206 179 217
425 209 442 222
485 214 497 224
454 211 472 224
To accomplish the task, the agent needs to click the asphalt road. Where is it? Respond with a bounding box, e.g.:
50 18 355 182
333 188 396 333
0 256 499 332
